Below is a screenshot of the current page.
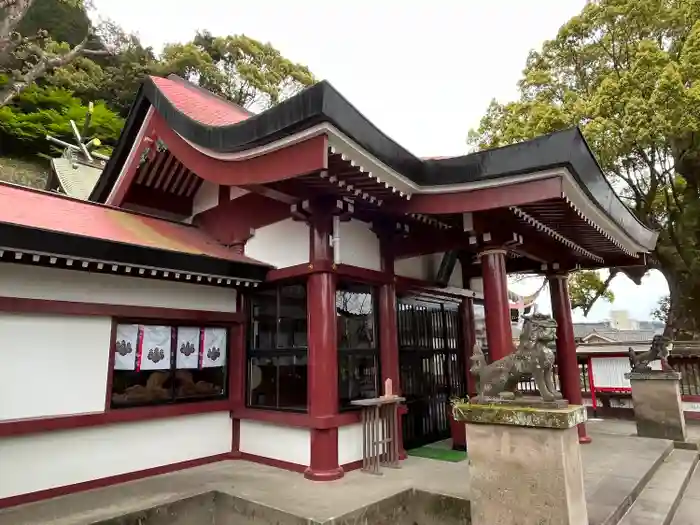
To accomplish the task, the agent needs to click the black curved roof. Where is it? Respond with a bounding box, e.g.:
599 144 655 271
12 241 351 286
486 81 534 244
92 76 657 252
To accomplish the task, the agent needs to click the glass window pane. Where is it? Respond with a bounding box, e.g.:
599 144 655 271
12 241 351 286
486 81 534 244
175 368 226 400
339 353 378 408
277 354 308 410
337 282 376 350
250 289 277 350
111 370 173 407
278 285 308 349
248 354 307 410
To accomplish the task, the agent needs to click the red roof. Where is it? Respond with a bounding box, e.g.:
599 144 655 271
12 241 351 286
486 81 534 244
150 76 251 127
0 183 266 266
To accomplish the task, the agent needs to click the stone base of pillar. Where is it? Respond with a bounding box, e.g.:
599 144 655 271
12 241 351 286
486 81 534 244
626 370 687 442
456 403 588 525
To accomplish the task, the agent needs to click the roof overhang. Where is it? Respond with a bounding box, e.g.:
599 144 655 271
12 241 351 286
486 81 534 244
0 221 268 288
91 76 658 260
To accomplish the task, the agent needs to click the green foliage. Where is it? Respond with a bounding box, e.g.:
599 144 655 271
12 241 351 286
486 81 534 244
468 0 700 333
0 78 123 158
158 32 316 110
16 0 90 47
568 270 615 315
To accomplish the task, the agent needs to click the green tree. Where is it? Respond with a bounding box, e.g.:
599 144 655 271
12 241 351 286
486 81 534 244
468 0 700 337
159 32 315 110
0 78 124 157
0 0 108 108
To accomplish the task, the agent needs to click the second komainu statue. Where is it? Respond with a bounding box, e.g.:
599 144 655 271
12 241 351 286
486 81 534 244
470 313 562 403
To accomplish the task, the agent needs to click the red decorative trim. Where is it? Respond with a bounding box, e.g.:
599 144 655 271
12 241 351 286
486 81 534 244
335 264 391 285
194 192 291 246
595 387 632 393
233 408 360 429
239 452 306 473
0 296 244 324
153 113 328 186
386 177 563 215
107 112 155 207
341 459 363 472
0 453 229 510
686 411 700 421
684 395 700 402
266 263 317 282
0 400 231 438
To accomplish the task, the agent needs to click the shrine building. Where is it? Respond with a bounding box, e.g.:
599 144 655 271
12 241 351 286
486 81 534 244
0 75 658 507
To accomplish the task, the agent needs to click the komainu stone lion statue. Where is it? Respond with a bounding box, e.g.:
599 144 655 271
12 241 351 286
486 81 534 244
471 313 562 403
629 334 671 372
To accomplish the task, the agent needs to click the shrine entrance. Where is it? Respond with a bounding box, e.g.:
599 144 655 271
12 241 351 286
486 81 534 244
397 295 467 449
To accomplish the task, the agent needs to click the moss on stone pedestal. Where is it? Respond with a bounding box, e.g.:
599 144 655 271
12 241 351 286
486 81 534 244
453 403 586 429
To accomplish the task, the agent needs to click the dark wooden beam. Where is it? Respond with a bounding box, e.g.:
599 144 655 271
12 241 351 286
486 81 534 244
123 185 193 217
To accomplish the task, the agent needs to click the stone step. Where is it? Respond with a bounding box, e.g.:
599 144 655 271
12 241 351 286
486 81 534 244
617 449 698 525
669 460 700 525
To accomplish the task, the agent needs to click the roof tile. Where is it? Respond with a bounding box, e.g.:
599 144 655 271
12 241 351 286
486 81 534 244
0 183 265 266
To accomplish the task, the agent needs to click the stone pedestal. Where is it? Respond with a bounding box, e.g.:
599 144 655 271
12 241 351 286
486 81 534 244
626 370 687 442
454 403 588 525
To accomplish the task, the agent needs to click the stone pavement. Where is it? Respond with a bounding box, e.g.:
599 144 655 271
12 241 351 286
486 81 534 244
0 419 692 524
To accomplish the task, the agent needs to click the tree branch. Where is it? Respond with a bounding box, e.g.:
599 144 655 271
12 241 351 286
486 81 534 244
0 32 109 107
581 269 618 316
0 0 34 48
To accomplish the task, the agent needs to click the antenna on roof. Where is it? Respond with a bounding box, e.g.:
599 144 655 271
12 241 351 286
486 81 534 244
45 102 110 168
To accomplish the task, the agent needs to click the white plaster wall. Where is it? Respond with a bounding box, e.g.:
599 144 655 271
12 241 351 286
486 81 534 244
395 253 462 286
239 420 310 466
338 422 386 465
338 220 381 271
395 255 429 280
338 423 363 464
469 277 484 294
192 180 220 216
245 218 309 269
0 314 111 421
0 412 231 499
0 263 237 312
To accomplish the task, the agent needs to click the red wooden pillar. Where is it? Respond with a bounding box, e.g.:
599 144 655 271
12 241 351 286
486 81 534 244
548 274 592 444
479 248 513 361
378 236 406 458
305 206 344 480
229 295 246 458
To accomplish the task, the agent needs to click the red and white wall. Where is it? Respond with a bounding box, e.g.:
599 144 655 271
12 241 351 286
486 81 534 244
0 263 236 505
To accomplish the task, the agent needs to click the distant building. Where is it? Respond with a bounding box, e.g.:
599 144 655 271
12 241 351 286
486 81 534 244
574 310 664 356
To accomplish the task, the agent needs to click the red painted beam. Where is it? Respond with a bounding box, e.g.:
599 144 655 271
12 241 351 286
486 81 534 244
152 112 328 185
387 177 563 215
193 192 292 246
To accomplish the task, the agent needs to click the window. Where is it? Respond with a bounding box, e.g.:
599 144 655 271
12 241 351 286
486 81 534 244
337 281 379 408
111 323 228 408
247 284 308 411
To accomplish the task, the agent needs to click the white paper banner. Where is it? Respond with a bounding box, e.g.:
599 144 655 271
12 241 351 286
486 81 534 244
114 324 139 370
201 328 227 368
139 325 172 371
176 327 201 369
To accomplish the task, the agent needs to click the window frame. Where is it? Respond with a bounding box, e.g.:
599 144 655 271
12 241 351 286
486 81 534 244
336 280 381 411
245 281 309 413
109 317 231 410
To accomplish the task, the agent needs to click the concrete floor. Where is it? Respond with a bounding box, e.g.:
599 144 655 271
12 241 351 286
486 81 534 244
0 419 694 525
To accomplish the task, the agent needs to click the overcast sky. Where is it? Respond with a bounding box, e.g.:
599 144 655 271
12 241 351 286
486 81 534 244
91 0 669 322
